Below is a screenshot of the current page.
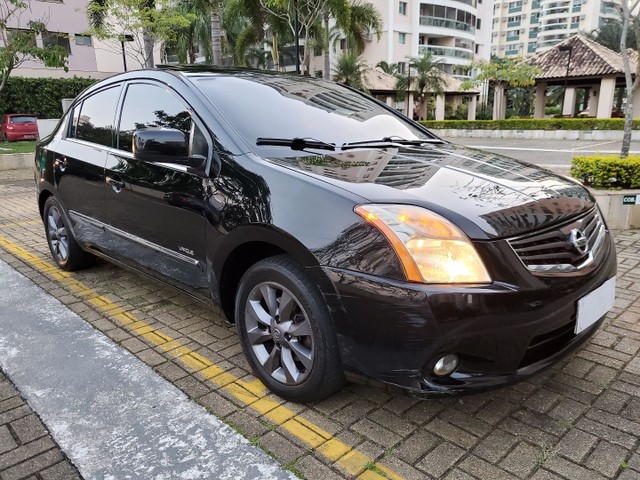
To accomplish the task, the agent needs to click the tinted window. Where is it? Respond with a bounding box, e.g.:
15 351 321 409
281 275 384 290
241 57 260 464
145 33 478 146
194 76 431 157
74 86 121 147
118 83 194 153
10 116 37 123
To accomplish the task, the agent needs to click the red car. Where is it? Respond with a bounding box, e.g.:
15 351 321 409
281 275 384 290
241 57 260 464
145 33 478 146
0 114 39 142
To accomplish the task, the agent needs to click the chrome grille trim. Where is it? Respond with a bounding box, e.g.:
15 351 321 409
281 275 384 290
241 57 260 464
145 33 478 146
507 208 606 274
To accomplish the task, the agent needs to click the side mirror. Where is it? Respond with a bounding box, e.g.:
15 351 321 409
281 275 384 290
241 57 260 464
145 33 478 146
133 128 191 164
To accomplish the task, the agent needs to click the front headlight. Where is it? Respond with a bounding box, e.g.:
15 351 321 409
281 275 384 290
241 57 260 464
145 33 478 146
355 204 491 284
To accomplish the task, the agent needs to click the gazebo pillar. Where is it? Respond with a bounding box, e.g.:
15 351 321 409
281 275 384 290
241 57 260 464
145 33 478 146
493 83 507 120
468 95 477 121
562 87 577 116
633 87 640 118
534 82 546 118
435 94 446 121
596 76 616 118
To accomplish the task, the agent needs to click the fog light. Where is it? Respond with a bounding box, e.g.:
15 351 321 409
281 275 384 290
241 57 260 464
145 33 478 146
433 354 459 376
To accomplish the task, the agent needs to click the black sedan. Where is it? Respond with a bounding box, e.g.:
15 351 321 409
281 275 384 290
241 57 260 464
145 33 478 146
34 66 616 402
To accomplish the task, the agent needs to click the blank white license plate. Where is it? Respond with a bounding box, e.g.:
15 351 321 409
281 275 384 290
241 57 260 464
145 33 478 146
575 277 616 334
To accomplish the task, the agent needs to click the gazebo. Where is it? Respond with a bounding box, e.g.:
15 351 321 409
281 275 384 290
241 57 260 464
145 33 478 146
526 35 638 118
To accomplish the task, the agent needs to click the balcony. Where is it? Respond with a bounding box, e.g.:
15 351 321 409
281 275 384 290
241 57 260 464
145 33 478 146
539 23 568 32
419 16 475 34
419 45 473 60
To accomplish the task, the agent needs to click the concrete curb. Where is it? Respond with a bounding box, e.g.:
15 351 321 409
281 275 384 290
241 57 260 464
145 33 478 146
433 128 640 141
0 153 32 171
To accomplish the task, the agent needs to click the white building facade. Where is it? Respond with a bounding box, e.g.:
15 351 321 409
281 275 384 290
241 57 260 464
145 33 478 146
491 0 624 58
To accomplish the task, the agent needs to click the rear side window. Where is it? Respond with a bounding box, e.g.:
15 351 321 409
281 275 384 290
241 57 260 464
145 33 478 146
72 86 122 147
10 116 37 123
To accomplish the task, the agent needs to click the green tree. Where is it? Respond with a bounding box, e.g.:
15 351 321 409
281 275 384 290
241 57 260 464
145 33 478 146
588 19 635 53
87 0 193 69
172 0 213 63
376 60 398 76
332 51 368 91
396 52 447 120
463 56 540 120
0 0 69 94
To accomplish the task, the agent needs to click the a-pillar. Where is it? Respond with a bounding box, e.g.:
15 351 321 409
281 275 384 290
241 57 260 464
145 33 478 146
596 76 617 118
467 95 477 120
493 83 506 120
562 87 576 116
435 94 446 121
534 82 546 118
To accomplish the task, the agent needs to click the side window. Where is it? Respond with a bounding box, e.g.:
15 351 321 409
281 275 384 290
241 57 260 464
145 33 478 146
118 83 208 158
73 86 121 147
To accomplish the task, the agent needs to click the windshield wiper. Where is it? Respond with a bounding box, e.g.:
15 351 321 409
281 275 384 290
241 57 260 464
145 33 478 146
340 136 444 150
256 137 336 151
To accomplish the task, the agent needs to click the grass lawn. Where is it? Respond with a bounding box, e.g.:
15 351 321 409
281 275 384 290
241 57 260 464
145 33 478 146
0 141 37 154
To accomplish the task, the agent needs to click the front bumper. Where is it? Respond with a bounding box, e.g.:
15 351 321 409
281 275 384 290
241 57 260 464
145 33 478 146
321 234 617 395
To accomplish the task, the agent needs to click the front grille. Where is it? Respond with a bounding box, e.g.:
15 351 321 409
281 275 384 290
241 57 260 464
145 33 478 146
519 316 577 368
508 208 606 274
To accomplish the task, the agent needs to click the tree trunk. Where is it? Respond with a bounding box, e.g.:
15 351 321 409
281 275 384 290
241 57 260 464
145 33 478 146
620 0 633 158
302 30 310 75
323 13 330 79
271 34 280 70
143 29 154 68
211 8 222 65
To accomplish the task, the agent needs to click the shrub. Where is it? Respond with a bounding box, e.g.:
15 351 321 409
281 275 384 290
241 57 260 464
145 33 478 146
0 76 97 118
571 155 640 189
420 118 640 131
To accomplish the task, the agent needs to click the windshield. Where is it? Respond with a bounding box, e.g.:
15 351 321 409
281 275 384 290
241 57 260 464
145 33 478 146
10 116 37 124
193 75 434 157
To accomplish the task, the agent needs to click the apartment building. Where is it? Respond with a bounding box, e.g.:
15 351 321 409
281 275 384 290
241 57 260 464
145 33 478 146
308 0 492 81
492 0 624 58
5 0 156 79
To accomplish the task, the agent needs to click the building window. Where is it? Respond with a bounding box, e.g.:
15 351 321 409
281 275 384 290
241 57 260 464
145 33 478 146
507 15 521 27
508 1 522 12
398 32 406 45
399 1 407 15
397 62 407 74
74 34 92 46
476 19 481 30
339 38 347 50
42 33 71 54
506 30 520 41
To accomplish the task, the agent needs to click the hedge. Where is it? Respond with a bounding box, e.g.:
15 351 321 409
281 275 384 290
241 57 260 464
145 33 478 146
0 76 97 119
421 118 640 131
571 155 640 189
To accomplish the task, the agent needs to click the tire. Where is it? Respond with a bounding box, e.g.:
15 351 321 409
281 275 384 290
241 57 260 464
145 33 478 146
43 196 95 271
235 255 344 403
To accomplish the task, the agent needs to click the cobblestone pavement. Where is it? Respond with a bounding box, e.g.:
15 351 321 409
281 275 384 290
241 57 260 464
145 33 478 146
0 371 81 480
1 168 639 479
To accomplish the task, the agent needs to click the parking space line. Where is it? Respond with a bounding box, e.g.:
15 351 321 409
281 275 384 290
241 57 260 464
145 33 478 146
0 234 401 480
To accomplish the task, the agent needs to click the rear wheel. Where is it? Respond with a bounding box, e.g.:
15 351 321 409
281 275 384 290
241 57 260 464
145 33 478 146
235 255 344 402
43 197 95 271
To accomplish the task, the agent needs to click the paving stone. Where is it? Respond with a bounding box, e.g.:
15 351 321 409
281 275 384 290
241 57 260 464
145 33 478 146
555 428 599 463
593 389 631 414
295 454 342 480
1 449 64 480
417 441 465 478
499 442 540 478
473 428 519 463
0 425 17 454
39 461 83 480
351 418 402 448
259 431 304 464
585 440 630 478
545 455 608 480
9 414 47 444
458 454 519 480
395 429 439 464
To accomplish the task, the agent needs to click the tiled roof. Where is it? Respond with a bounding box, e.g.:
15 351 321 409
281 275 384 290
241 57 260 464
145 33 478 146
364 68 478 94
527 35 637 80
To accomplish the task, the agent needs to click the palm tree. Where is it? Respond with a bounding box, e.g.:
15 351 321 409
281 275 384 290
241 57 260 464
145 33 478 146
396 52 446 120
173 0 212 63
332 51 368 91
321 0 382 79
588 19 636 53
376 60 398 76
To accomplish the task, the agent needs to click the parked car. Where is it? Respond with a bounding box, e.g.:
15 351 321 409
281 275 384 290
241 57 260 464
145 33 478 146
1 114 39 142
34 67 617 402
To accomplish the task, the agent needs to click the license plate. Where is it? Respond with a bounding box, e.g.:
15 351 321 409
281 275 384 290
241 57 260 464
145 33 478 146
575 277 616 334
24 135 35 139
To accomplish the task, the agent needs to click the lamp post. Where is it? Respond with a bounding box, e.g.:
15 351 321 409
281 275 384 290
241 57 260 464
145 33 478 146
119 34 134 72
558 45 573 116
406 64 411 117
293 0 300 74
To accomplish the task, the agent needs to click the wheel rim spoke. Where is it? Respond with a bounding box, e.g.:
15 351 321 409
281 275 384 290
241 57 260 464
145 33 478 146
280 348 299 384
278 290 296 320
260 284 278 317
288 319 311 337
262 346 281 375
247 327 271 345
287 340 313 371
247 299 272 327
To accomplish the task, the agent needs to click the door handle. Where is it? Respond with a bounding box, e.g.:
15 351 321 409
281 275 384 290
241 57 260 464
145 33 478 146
106 176 125 193
54 157 68 172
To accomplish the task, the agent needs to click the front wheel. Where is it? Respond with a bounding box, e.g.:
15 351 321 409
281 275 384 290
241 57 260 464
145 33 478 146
235 255 344 403
43 196 95 271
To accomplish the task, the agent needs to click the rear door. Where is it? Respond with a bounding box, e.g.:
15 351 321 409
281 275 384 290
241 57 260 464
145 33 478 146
53 85 123 247
104 81 211 293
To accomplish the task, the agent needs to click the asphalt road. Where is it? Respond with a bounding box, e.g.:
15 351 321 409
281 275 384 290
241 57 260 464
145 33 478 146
441 136 640 175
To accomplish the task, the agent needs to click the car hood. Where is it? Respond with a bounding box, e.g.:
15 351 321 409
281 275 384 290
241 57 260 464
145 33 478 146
266 142 595 240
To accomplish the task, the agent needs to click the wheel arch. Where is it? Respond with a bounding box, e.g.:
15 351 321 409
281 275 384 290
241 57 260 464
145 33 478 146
214 225 335 323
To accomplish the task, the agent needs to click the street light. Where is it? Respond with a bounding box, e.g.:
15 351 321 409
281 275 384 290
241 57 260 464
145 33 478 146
558 44 573 116
119 34 134 72
293 0 300 74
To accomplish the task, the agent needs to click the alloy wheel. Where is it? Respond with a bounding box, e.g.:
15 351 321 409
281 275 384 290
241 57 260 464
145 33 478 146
243 282 315 385
47 206 69 263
